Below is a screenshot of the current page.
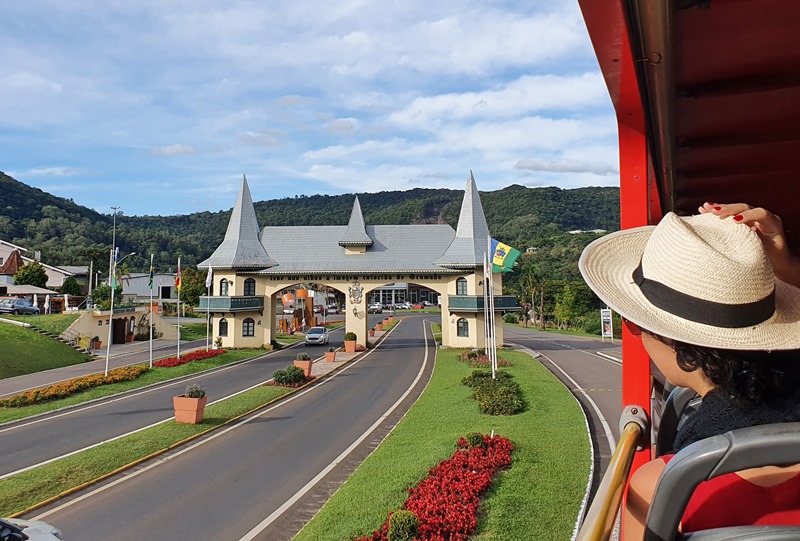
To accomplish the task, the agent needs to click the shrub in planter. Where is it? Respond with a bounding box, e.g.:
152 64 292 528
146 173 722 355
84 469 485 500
273 365 306 385
387 510 418 541
185 384 206 398
344 332 357 341
296 352 311 360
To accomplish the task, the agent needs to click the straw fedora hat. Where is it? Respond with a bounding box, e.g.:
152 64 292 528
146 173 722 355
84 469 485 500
579 212 800 350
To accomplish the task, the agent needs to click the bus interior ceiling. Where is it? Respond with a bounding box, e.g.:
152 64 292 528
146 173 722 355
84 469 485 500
629 0 800 251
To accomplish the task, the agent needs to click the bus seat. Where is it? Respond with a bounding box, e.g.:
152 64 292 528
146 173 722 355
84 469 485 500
655 386 700 457
644 422 800 541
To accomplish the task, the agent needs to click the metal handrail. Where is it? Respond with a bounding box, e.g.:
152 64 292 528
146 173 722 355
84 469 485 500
576 422 643 541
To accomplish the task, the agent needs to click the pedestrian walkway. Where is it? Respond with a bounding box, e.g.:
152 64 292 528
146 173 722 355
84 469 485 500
0 338 208 399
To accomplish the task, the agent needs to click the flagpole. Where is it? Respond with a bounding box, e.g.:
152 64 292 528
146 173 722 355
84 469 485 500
149 254 154 368
205 265 212 351
486 236 494 379
104 247 116 377
176 257 181 360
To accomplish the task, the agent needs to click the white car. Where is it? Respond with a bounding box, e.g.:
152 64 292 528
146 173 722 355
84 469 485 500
1 518 63 540
367 303 383 314
304 326 330 345
283 306 295 314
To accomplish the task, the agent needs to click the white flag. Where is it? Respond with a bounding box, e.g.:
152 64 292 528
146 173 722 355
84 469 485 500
205 265 213 288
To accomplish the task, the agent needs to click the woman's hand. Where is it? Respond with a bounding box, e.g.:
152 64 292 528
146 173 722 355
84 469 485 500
699 203 799 287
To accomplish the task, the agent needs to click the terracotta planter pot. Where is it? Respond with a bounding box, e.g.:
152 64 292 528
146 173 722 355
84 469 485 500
387 316 394 323
375 323 383 332
173 395 208 424
369 330 375 337
325 351 336 363
344 339 356 353
293 359 314 377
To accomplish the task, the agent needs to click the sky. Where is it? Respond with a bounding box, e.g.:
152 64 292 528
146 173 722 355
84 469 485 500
0 0 618 217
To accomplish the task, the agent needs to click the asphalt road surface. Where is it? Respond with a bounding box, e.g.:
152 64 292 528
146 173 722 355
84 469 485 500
12 318 622 538
504 325 622 499
24 315 437 541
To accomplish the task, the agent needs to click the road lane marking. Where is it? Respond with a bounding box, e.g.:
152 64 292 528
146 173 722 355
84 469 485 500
506 332 622 367
237 323 432 541
31 321 420 525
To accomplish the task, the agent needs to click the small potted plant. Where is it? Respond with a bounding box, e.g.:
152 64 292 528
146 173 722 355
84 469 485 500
344 331 357 353
173 383 207 424
293 352 314 377
375 322 383 332
369 327 375 337
214 336 223 349
325 346 337 363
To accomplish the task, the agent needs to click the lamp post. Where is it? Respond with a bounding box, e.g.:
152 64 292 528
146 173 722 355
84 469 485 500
104 250 136 377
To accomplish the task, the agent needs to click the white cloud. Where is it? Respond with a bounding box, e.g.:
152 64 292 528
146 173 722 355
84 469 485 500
0 0 618 215
152 144 197 156
10 166 87 178
515 158 618 176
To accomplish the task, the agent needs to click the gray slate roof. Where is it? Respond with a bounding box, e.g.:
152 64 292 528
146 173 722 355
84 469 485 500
198 175 278 269
255 224 457 274
338 197 373 246
435 171 492 268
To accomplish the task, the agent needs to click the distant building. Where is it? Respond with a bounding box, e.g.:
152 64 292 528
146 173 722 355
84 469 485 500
567 229 607 235
198 173 519 349
0 241 88 290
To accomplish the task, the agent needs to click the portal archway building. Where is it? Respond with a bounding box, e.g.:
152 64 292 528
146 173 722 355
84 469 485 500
198 173 518 348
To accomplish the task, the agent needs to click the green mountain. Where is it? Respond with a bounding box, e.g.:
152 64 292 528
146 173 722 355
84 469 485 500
0 172 620 276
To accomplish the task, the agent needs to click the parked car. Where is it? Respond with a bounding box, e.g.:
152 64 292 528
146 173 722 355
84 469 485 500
0 298 40 315
412 303 425 309
326 304 340 314
313 305 324 314
1 517 63 540
367 303 383 314
304 326 329 345
283 306 295 314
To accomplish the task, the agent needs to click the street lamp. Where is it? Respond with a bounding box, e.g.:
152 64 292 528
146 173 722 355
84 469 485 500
104 250 136 377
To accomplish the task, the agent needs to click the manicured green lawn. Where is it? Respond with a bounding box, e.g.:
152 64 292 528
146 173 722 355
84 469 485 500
0 349 267 424
0 383 293 516
179 322 208 341
294 348 590 541
0 323 92 379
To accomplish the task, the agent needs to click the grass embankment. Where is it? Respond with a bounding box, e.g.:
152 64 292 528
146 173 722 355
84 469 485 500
0 323 91 379
294 348 590 541
179 322 208 341
0 349 267 424
0 382 293 515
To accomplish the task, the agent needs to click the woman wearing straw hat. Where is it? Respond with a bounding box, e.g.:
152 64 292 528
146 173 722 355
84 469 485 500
579 211 800 539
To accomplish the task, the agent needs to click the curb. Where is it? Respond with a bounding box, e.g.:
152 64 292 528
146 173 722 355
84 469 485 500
9 324 394 518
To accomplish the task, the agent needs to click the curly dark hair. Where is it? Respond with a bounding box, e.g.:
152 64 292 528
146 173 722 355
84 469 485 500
649 332 800 404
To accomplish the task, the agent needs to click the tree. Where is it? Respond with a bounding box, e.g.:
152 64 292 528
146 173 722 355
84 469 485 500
14 261 48 288
554 283 577 329
178 267 207 307
60 276 82 296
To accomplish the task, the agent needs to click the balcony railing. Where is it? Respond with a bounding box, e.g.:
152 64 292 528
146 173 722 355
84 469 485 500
198 295 264 313
447 295 520 312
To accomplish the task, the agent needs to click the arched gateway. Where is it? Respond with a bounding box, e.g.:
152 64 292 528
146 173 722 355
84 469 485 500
198 173 519 348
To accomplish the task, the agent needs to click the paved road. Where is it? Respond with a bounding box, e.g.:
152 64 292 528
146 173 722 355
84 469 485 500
0 338 209 399
504 326 622 500
26 315 436 541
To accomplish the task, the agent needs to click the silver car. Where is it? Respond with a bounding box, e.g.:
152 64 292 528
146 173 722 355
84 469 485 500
1 518 63 540
0 298 40 315
304 326 329 345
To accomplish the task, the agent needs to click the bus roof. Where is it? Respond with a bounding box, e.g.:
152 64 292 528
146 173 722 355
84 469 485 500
579 0 800 250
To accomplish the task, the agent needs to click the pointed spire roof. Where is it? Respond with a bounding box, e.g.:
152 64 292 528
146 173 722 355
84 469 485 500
199 175 277 269
435 171 491 268
338 196 373 246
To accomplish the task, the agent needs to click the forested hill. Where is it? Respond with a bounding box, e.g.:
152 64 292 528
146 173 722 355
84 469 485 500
0 172 620 273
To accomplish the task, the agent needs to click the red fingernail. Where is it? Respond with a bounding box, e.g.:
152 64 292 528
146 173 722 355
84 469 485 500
733 215 743 221
706 202 715 206
713 206 721 211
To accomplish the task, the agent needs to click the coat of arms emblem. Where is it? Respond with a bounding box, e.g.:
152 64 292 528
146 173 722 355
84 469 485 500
348 281 363 305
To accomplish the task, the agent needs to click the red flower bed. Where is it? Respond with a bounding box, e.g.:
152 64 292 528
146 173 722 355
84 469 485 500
458 351 511 369
356 434 513 541
154 349 227 368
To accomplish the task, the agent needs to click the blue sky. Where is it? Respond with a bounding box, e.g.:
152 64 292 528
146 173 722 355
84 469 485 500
1 1 618 217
